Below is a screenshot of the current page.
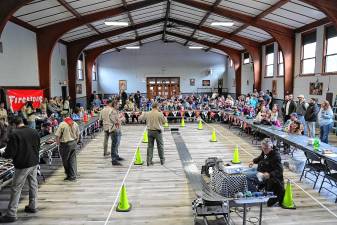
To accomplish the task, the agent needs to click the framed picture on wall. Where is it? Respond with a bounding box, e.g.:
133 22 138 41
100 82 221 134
76 84 82 94
190 79 195 86
272 80 277 96
309 82 323 95
119 80 127 92
202 80 210 86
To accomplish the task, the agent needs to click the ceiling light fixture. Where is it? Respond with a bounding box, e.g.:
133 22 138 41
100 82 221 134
125 46 140 49
104 21 129 26
211 22 234 27
189 46 203 49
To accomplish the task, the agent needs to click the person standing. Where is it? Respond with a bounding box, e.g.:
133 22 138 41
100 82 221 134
0 116 40 223
55 116 80 181
24 101 36 129
296 95 308 135
134 91 141 110
139 102 167 166
305 98 319 138
284 94 297 123
0 102 8 124
120 90 128 110
109 100 124 166
318 101 334 144
99 100 113 157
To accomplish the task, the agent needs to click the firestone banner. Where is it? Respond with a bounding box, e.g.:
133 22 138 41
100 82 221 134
7 89 44 112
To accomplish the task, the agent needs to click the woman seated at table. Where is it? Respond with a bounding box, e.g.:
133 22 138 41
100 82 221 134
245 138 285 207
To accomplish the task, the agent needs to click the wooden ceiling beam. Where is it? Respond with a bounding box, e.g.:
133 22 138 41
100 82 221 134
184 0 222 46
0 0 33 37
162 0 171 41
121 0 142 46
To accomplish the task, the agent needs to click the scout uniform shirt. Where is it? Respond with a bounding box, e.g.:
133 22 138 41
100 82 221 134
140 109 167 131
55 120 80 143
99 106 120 132
0 108 7 123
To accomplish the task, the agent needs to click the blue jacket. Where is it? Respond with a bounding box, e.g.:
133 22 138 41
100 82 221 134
318 108 333 126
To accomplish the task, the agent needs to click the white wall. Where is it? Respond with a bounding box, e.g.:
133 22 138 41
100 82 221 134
51 42 68 97
241 54 254 95
97 41 226 94
261 43 284 99
0 22 39 86
293 25 335 103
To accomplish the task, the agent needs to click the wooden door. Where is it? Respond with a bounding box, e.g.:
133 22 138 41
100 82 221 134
146 77 180 99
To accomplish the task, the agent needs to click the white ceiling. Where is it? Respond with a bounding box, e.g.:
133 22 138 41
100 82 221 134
12 0 328 53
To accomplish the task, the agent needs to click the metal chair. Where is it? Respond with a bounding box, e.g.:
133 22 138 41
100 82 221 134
300 150 327 189
319 158 337 203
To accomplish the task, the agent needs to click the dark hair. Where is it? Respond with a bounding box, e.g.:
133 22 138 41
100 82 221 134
12 116 23 126
73 107 80 114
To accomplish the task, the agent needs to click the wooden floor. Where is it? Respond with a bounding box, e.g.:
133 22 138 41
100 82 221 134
0 123 336 224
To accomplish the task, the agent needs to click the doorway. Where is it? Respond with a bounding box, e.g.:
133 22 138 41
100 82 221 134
146 77 180 99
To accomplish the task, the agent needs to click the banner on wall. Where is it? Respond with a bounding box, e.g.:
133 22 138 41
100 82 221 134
6 89 44 112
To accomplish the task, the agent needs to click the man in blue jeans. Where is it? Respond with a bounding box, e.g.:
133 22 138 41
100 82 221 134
0 116 40 223
245 138 285 207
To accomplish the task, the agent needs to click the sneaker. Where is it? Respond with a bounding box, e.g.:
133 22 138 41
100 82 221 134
160 159 165 165
117 157 125 161
24 206 38 213
147 161 154 166
112 161 122 166
65 177 77 182
0 215 17 223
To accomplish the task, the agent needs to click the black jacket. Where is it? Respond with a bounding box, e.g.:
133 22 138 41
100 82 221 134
253 150 284 183
305 103 319 122
282 100 297 116
3 126 40 169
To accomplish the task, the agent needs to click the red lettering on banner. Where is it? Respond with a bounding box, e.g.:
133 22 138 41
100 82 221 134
7 89 44 112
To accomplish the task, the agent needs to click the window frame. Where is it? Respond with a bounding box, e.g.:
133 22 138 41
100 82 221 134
243 52 250 64
300 30 317 75
77 59 84 80
323 25 337 74
92 63 97 81
265 44 274 78
278 50 284 77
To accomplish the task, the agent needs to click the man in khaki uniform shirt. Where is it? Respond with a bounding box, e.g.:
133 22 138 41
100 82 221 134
0 102 7 123
99 100 124 165
55 117 80 181
139 102 167 166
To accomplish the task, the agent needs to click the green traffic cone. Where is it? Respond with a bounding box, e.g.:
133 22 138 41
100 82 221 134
163 121 169 128
281 180 296 209
134 147 144 165
181 117 185 127
210 129 217 142
198 120 203 130
142 131 148 143
116 184 132 212
231 145 241 164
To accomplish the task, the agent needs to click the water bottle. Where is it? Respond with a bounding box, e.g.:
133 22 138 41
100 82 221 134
313 138 320 152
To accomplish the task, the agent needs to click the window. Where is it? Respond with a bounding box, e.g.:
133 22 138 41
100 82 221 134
243 52 250 64
92 64 97 81
301 31 316 74
324 26 337 73
265 44 274 77
77 59 84 80
278 50 284 76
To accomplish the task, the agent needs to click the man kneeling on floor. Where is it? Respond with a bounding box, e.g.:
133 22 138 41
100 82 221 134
0 116 40 223
245 138 285 207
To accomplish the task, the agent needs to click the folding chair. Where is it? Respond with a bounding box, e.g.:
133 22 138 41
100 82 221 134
319 158 337 203
300 150 327 189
